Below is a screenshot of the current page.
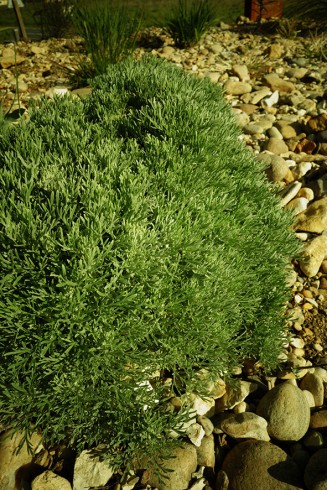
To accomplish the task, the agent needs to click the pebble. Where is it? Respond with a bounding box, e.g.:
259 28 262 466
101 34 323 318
224 79 252 95
264 137 289 154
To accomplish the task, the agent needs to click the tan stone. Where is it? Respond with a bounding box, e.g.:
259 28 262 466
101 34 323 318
32 470 72 490
294 197 327 233
263 73 295 94
0 431 42 490
0 47 25 68
299 235 327 278
145 442 197 490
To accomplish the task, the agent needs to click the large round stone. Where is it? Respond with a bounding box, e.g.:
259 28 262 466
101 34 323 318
256 382 310 441
221 440 303 490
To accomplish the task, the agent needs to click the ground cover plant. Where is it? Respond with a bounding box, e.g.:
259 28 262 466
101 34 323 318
0 57 299 475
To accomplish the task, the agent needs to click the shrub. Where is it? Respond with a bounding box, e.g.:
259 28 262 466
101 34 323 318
0 57 299 474
164 0 219 48
27 0 76 39
73 2 142 80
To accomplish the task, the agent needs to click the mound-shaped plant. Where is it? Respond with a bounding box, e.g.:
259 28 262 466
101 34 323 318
0 57 299 474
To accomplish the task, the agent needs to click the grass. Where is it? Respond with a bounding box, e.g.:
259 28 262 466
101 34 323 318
163 0 219 48
0 0 244 36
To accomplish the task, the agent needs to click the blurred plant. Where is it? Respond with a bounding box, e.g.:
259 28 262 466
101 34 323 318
283 0 327 23
164 0 218 48
73 2 142 80
28 0 76 39
305 31 327 62
276 18 300 38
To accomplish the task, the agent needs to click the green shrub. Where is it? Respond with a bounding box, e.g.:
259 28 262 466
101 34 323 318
0 57 299 474
73 2 142 79
164 0 219 48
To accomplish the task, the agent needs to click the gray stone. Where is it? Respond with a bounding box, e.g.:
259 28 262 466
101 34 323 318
73 450 114 490
224 79 252 95
221 440 303 490
213 412 270 441
304 449 327 490
32 471 71 490
264 137 289 154
256 383 310 441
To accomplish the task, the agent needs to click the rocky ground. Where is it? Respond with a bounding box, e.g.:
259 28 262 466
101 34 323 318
0 19 327 490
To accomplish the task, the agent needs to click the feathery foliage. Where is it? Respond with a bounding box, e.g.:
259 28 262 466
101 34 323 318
0 57 299 473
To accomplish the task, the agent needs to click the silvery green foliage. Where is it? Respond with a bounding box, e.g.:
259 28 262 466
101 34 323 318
0 57 299 473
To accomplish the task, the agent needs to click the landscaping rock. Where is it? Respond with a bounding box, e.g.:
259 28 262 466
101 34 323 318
73 450 114 490
256 383 310 441
310 410 327 429
221 440 303 490
304 449 327 490
264 137 289 154
293 197 327 234
0 431 42 490
300 372 325 407
299 235 327 278
263 73 295 94
32 470 72 490
216 381 257 410
195 434 215 468
224 79 252 95
213 412 270 441
145 442 197 490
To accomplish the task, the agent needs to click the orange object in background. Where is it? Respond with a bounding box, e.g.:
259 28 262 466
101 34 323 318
244 0 284 21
